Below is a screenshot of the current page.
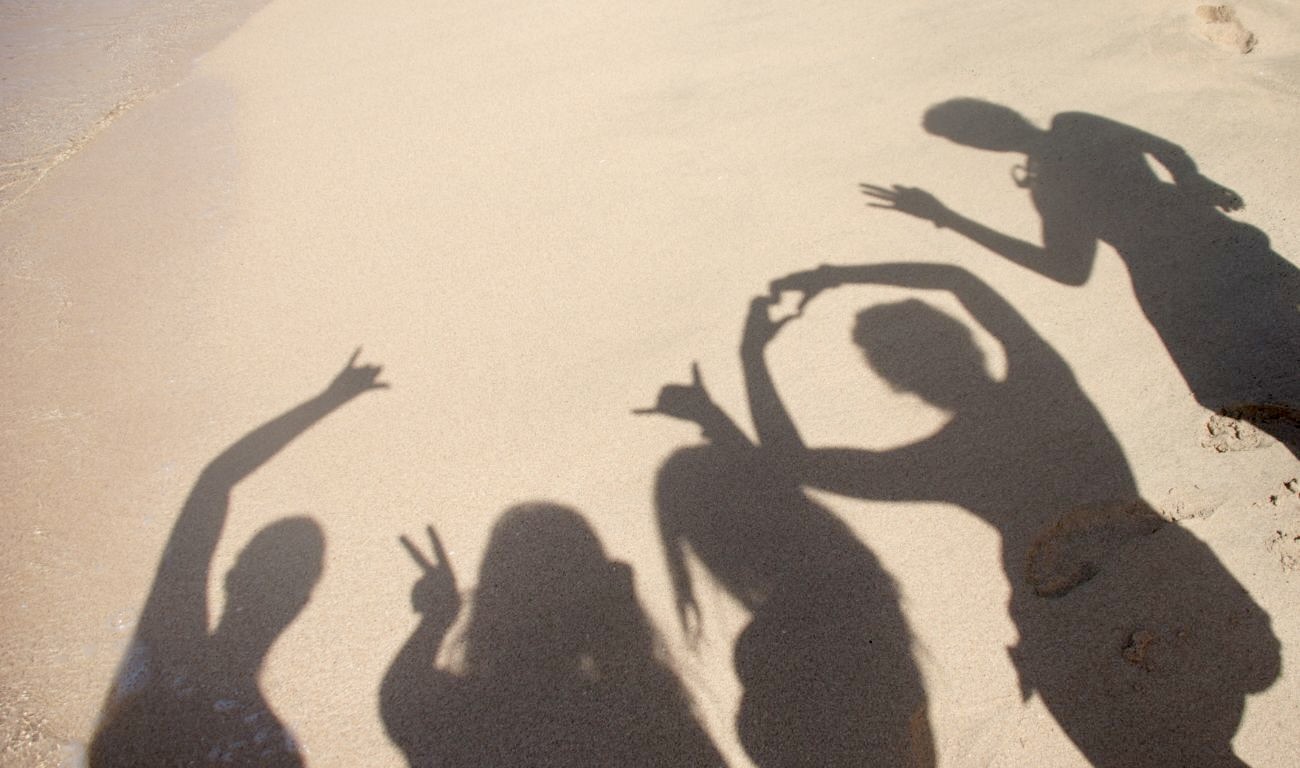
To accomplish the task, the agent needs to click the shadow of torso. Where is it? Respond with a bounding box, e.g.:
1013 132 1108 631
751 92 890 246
657 443 934 768
1034 112 1300 409
90 631 303 766
389 668 718 767
803 292 1280 766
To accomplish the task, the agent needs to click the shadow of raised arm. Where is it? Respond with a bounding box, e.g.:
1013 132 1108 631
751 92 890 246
138 348 387 666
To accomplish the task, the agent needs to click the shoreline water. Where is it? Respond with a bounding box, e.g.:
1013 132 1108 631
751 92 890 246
0 0 271 213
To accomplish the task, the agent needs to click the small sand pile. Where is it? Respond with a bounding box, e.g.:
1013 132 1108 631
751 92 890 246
1196 5 1258 53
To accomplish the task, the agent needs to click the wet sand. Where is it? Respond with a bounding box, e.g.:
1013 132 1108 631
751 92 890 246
1 1 1297 765
0 0 272 212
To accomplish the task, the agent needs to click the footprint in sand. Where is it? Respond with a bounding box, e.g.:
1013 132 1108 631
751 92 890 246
1195 5 1257 53
1025 501 1164 597
1158 485 1224 522
1264 479 1300 572
1200 404 1300 452
1266 528 1299 571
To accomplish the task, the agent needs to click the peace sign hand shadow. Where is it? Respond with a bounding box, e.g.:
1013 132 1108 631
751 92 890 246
399 526 461 630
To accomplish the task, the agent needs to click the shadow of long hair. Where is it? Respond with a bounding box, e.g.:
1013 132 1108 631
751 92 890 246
382 503 723 767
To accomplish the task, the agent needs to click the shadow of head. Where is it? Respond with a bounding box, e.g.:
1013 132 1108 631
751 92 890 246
854 299 993 410
465 503 642 677
217 516 324 651
924 98 1040 152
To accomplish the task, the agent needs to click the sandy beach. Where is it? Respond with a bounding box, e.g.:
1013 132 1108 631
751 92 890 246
2 1 1297 765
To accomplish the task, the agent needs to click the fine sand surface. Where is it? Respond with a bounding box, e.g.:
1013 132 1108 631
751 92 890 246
2 1 1298 766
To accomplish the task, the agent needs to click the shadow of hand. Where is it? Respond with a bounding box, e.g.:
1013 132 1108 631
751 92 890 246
634 363 716 427
325 347 389 400
1184 173 1244 212
861 183 951 226
400 526 461 630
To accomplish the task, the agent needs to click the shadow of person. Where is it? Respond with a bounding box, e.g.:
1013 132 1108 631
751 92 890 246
862 98 1300 455
765 263 1281 766
381 504 723 768
89 350 387 766
639 362 934 767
